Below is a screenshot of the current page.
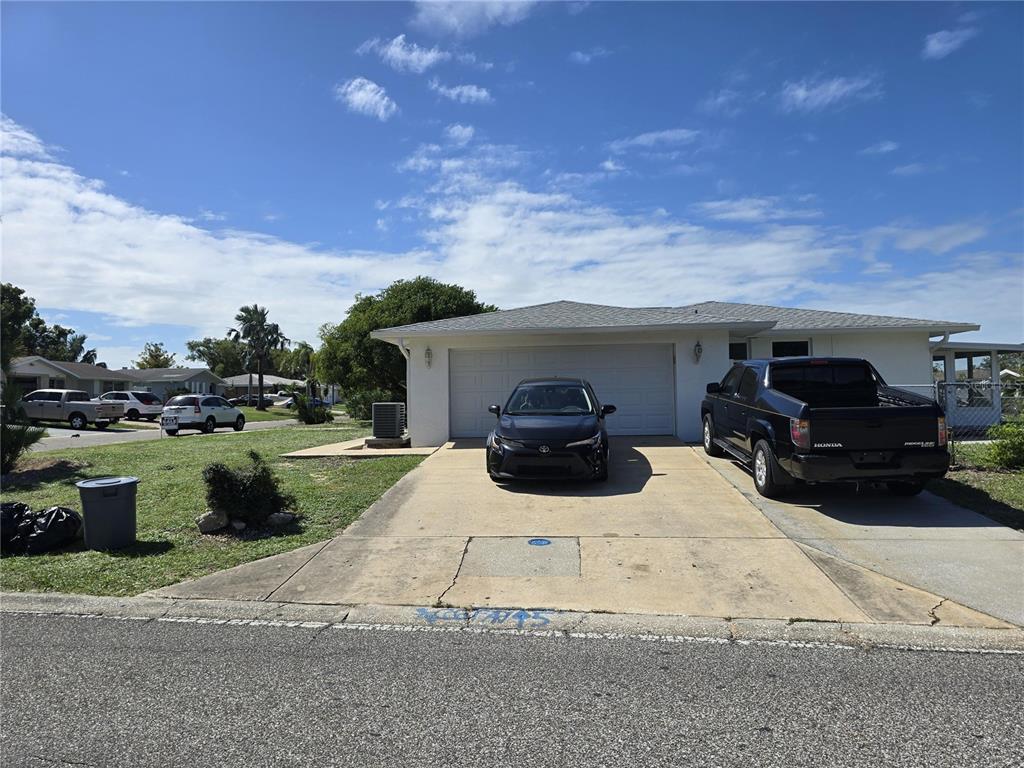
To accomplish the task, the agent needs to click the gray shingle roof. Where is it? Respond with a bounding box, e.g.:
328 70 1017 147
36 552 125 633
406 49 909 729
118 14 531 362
683 301 978 332
372 299 978 338
126 368 223 383
373 300 772 337
12 357 137 381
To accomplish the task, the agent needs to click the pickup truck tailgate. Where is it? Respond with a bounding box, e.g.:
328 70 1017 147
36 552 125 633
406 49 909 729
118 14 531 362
810 407 940 451
94 402 123 419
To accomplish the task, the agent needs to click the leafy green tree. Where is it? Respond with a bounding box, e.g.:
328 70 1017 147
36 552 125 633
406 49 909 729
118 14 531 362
228 305 289 410
1 283 97 364
278 341 318 395
133 342 177 369
185 337 250 378
317 277 495 399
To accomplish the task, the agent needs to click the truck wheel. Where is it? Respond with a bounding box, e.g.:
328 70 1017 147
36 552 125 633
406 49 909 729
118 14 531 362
752 440 787 498
165 429 178 436
68 413 87 431
95 421 110 431
203 417 217 434
126 409 140 421
886 481 924 497
233 416 245 432
703 415 725 457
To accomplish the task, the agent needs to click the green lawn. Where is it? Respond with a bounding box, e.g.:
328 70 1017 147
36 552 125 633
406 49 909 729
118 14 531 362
0 424 423 595
238 406 295 422
929 442 1023 531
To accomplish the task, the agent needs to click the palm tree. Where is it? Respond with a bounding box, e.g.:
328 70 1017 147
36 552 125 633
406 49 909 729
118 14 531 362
227 305 289 411
285 342 317 397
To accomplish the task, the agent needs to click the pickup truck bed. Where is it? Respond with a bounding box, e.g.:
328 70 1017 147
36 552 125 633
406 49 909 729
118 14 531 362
701 358 949 497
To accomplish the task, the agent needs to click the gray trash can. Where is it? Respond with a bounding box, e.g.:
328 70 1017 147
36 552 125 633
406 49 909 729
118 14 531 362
75 476 139 550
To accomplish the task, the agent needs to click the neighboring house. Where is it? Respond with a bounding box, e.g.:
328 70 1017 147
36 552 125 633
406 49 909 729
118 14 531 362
370 300 997 447
7 356 137 398
221 374 305 396
125 368 227 400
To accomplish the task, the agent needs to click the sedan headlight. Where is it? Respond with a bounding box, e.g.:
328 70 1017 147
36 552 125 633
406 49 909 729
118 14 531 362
566 433 602 449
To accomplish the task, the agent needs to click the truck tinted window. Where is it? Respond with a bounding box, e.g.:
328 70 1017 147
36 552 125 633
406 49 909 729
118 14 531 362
738 368 759 401
66 391 91 402
720 366 743 396
771 363 876 407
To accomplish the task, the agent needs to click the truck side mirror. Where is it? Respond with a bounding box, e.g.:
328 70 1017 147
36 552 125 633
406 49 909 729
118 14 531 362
601 404 617 415
488 404 501 416
706 383 721 394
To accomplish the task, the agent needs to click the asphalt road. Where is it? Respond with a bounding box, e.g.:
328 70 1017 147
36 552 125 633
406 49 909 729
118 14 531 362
32 417 298 451
2 613 1021 767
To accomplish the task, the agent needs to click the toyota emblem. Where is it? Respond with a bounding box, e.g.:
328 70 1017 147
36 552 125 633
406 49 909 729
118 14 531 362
538 445 551 454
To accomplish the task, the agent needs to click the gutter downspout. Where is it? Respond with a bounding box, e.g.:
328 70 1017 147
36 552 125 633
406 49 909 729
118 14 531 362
929 331 949 351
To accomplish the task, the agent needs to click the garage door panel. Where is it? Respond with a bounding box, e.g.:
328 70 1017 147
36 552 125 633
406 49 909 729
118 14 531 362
450 344 675 437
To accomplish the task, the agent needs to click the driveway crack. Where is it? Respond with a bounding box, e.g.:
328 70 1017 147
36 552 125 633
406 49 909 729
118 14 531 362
435 537 471 607
928 598 946 626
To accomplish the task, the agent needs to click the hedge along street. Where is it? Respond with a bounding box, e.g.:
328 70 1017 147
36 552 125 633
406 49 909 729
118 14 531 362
0 425 424 595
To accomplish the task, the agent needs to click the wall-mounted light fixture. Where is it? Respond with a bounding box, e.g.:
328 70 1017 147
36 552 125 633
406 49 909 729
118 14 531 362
424 347 433 368
693 341 703 364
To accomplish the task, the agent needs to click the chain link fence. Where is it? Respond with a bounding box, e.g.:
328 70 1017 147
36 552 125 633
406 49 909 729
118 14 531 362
891 382 1024 444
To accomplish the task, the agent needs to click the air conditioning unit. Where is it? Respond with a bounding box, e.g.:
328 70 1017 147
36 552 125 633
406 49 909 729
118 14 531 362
372 402 406 439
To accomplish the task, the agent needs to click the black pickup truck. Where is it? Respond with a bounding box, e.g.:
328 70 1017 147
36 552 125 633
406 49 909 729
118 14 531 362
700 357 949 498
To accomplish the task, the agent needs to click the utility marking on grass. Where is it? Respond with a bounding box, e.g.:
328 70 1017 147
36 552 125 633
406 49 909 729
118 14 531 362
4 609 1023 655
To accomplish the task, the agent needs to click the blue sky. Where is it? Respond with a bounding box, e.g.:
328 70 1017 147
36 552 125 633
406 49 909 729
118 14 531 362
2 1 1021 368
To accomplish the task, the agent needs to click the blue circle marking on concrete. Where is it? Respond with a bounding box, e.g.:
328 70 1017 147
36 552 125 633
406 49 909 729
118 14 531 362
528 538 551 546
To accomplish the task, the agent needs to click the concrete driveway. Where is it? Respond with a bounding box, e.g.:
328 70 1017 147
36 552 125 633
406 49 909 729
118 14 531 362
153 438 1021 628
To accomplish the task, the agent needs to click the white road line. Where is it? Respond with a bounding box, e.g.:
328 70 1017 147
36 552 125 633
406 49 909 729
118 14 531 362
3 610 1023 655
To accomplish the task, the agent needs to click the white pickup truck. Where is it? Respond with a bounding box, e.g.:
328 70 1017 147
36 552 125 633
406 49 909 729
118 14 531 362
17 389 124 430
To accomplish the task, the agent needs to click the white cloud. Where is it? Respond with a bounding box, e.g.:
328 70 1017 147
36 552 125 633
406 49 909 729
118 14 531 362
608 128 700 154
429 78 493 104
922 27 979 60
333 77 398 121
198 209 227 222
456 52 494 70
411 1 536 37
1 115 55 159
3 118 1018 348
698 89 744 117
357 34 451 73
779 75 882 113
890 163 938 177
444 123 476 144
860 140 899 155
692 197 823 223
599 158 624 172
568 47 610 65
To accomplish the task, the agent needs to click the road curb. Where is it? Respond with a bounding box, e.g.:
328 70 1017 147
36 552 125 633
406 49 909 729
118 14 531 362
3 592 1023 653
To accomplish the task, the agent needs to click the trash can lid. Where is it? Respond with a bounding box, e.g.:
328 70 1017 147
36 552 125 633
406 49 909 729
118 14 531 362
76 476 140 489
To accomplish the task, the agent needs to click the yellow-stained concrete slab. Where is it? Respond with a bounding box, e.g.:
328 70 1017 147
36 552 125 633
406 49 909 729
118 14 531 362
446 537 870 621
268 536 467 605
796 543 1013 628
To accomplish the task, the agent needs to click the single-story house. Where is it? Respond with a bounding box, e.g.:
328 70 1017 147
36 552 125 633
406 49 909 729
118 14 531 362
221 373 305 396
124 368 227 400
371 300 991 447
8 356 138 398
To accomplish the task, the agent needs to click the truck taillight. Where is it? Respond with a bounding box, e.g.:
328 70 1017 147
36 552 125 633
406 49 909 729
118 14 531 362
790 418 811 450
937 416 947 448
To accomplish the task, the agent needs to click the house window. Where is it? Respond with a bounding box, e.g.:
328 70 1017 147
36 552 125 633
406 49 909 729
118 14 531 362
48 377 66 389
772 340 810 358
932 356 946 383
729 342 749 362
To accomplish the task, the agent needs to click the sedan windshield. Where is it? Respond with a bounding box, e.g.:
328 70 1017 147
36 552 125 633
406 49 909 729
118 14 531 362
505 384 594 415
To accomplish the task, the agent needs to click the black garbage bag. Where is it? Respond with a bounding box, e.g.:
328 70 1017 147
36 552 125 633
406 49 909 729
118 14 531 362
1 503 82 556
1 502 33 556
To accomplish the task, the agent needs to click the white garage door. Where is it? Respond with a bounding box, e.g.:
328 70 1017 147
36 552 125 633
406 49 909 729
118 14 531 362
449 344 675 438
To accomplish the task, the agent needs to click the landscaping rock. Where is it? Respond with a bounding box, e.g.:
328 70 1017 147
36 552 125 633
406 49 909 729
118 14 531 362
266 512 297 526
195 509 228 534
230 519 247 532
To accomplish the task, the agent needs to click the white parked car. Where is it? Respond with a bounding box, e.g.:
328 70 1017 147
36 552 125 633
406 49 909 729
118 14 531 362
99 390 163 421
161 395 245 435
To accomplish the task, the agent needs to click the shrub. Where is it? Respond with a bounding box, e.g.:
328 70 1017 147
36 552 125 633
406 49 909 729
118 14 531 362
294 393 334 425
0 389 43 475
987 418 1024 470
201 450 296 526
343 388 401 421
